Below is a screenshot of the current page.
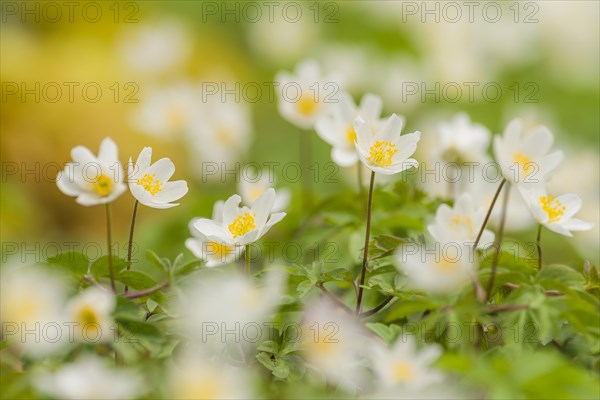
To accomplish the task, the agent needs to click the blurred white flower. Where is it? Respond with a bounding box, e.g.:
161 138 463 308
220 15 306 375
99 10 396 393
169 355 253 399
0 264 68 357
132 83 201 139
370 337 444 391
493 119 563 187
65 287 115 343
316 92 386 167
428 193 494 249
128 147 188 209
396 241 476 294
355 114 420 175
186 201 244 267
34 355 145 400
433 113 491 165
117 19 192 76
193 189 286 247
187 98 252 167
238 173 290 212
276 59 338 129
521 187 594 237
301 297 368 391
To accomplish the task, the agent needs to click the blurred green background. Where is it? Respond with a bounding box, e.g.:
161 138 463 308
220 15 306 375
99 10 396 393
1 0 598 265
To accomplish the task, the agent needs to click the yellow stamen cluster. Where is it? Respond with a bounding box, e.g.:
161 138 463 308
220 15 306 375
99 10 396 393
91 175 114 197
392 361 414 382
346 125 357 144
539 195 565 223
206 241 233 258
78 306 98 326
297 95 317 117
137 173 163 196
451 214 474 235
368 140 398 167
436 255 458 272
512 151 535 176
228 212 256 238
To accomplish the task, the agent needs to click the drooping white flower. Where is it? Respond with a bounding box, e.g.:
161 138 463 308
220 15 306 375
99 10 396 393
56 138 126 206
355 114 421 175
370 337 444 391
276 59 337 129
493 119 563 187
186 201 244 267
521 186 594 237
238 172 290 212
34 355 145 400
65 287 116 343
433 113 491 165
301 297 368 391
128 147 188 209
193 189 286 247
0 264 69 357
316 92 386 167
187 98 252 167
428 193 495 250
396 241 476 294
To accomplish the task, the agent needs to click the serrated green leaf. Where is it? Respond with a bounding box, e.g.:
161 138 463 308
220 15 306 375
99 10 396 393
47 252 89 277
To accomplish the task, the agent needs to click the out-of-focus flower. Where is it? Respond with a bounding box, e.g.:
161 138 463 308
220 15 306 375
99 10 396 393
433 113 491 165
65 287 115 343
521 187 594 237
117 19 192 76
0 264 68 357
276 59 337 129
238 172 290 212
186 201 244 267
34 355 145 400
193 189 285 247
355 114 420 175
370 337 444 391
169 355 253 399
132 83 201 139
187 98 252 167
301 298 368 391
493 119 563 187
57 138 126 206
428 193 494 250
316 92 385 167
128 147 188 209
396 242 476 294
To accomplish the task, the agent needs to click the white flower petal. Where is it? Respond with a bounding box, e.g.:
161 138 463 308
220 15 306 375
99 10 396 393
358 93 382 121
152 180 188 204
147 157 175 182
331 147 358 167
98 137 119 166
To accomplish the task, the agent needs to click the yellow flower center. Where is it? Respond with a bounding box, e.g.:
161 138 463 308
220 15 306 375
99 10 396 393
436 255 458 272
392 361 414 382
167 103 187 132
137 173 163 196
175 373 223 400
216 127 235 147
206 241 234 258
539 195 566 223
451 214 474 236
346 125 357 144
78 306 98 326
368 140 398 167
91 175 114 197
228 212 256 238
297 95 317 117
512 151 535 176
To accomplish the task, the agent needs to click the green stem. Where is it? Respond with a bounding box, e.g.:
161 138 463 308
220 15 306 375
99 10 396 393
355 171 375 314
485 183 510 302
245 244 251 277
536 224 543 271
125 200 139 294
473 179 507 252
105 203 116 293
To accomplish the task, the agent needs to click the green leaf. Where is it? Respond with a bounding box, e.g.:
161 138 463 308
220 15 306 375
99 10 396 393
91 256 126 279
366 322 401 344
174 259 204 277
46 251 89 277
536 264 585 290
384 298 436 322
116 270 167 305
146 250 170 272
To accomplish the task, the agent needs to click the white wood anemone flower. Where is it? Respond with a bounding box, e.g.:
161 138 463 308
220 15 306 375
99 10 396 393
315 91 387 167
522 186 594 237
34 355 145 400
186 201 244 267
354 114 421 175
276 59 337 129
396 241 476 294
56 137 126 206
493 118 563 187
128 147 188 209
65 287 116 343
433 113 491 164
238 173 290 213
428 192 495 250
192 189 286 246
